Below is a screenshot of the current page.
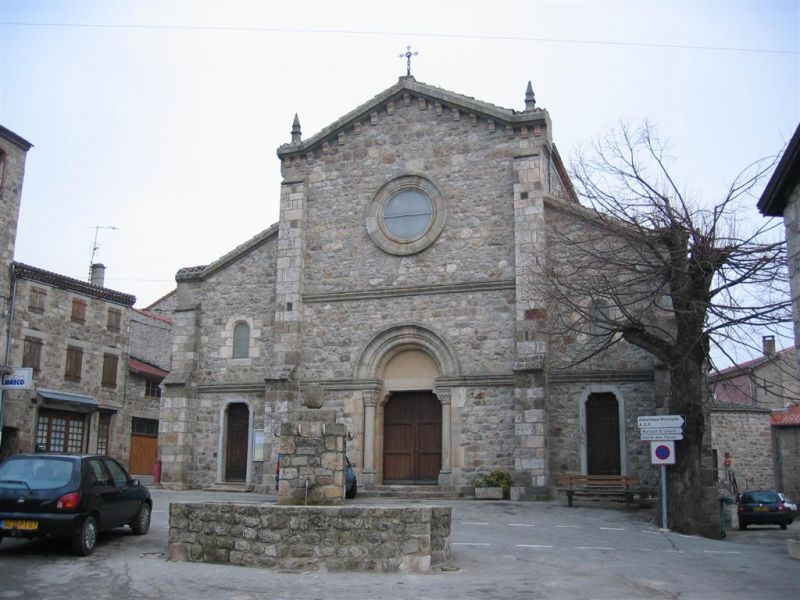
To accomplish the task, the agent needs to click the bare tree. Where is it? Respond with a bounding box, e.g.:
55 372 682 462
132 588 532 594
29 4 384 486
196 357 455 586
541 122 790 536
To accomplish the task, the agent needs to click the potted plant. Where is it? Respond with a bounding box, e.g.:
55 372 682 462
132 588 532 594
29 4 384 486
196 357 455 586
472 470 512 500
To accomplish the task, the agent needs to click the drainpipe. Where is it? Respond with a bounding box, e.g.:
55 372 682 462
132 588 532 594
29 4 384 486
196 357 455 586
0 263 18 451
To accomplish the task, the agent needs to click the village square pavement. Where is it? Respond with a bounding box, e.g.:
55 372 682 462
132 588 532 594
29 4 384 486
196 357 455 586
0 488 798 600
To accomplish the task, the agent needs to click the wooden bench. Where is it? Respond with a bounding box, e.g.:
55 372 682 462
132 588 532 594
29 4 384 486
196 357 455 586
556 474 641 508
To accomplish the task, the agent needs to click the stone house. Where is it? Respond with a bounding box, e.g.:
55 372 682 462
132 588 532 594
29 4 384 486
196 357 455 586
0 263 136 461
709 337 800 494
160 76 668 494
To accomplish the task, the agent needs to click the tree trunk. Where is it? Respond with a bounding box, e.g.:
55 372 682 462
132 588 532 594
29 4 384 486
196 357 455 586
665 359 720 537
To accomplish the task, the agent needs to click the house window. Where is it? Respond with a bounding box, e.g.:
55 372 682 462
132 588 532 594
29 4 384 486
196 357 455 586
97 413 111 455
107 308 121 332
145 380 161 399
36 409 85 453
233 322 250 358
71 298 86 323
0 148 5 188
22 336 43 373
132 417 159 436
29 287 46 313
65 345 83 382
101 354 118 388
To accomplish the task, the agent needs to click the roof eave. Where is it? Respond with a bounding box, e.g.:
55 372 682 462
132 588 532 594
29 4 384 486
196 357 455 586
757 123 800 217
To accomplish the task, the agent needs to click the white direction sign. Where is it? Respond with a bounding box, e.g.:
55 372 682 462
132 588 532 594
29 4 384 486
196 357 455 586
641 432 684 441
638 415 685 429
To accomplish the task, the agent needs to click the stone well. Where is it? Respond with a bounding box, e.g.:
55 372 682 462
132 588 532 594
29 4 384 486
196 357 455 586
168 502 452 573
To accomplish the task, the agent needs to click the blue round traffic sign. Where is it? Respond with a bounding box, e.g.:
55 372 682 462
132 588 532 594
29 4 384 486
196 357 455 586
655 445 671 460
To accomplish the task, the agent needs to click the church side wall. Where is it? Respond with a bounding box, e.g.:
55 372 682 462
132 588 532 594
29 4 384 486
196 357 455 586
194 239 279 383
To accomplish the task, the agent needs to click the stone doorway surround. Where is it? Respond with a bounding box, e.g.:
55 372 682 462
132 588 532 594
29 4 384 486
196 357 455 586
578 385 628 476
355 324 459 487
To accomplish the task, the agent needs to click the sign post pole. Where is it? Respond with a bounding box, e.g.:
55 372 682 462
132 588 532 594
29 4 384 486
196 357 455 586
661 464 668 529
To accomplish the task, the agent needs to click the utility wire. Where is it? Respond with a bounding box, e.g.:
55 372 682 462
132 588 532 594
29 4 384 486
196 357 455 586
1 20 796 55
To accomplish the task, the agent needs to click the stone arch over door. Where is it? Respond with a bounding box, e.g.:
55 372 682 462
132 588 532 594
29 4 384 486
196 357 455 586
218 401 252 483
578 386 627 476
355 324 459 486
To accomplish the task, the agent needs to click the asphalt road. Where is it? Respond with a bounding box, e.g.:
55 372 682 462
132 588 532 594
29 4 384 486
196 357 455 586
0 489 797 600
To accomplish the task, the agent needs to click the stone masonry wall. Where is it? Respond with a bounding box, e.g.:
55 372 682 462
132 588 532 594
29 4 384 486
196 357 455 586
710 407 775 490
774 426 800 499
168 503 452 573
278 419 346 505
548 380 660 490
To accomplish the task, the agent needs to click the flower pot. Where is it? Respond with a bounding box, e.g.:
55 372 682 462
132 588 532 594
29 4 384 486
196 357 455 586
475 486 503 500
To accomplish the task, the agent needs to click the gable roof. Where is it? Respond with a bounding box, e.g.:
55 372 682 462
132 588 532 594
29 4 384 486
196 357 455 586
758 122 800 216
277 76 550 158
709 346 793 381
14 262 135 306
176 223 279 282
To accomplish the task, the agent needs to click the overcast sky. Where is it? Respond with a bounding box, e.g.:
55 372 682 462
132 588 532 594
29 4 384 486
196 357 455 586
1 0 798 360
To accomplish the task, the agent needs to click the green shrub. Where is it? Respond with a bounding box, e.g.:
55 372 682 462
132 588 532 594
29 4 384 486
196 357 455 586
483 470 512 499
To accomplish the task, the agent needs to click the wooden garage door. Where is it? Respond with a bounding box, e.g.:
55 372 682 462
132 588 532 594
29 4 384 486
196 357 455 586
130 417 158 475
586 393 621 475
225 403 249 482
383 392 441 484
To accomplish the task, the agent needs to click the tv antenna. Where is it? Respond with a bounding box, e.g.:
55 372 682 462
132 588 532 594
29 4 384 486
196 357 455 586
88 225 118 280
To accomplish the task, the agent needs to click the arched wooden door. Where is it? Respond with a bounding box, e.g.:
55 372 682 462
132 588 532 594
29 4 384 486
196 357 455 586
383 391 441 484
586 393 621 475
225 403 249 482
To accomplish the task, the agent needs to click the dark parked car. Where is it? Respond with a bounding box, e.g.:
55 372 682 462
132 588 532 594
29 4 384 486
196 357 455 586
0 454 152 555
737 490 796 530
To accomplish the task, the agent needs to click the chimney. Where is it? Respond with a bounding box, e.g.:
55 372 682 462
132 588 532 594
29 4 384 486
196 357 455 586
90 263 106 288
762 335 776 356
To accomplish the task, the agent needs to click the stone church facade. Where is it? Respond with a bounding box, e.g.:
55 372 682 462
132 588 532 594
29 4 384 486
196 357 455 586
159 76 665 494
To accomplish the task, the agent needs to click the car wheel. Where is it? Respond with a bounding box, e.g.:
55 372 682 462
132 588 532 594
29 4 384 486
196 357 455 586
131 502 151 535
780 523 787 530
345 480 357 500
73 516 98 556
738 521 747 530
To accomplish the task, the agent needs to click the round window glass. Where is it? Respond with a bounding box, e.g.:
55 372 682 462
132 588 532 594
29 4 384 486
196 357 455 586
383 190 433 240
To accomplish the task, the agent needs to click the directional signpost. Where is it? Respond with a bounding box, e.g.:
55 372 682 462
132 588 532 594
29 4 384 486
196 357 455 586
638 415 685 529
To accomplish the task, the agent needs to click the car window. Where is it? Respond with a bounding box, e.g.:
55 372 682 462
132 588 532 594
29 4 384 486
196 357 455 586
89 458 113 487
0 457 75 490
103 458 130 487
745 492 779 503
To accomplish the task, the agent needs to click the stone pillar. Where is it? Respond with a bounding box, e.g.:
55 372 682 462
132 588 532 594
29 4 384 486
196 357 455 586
435 387 452 487
274 178 307 372
512 151 549 493
158 299 199 490
278 410 346 505
362 390 378 484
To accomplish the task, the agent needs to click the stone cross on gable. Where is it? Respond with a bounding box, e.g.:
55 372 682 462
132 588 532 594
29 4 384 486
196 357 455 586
399 45 419 76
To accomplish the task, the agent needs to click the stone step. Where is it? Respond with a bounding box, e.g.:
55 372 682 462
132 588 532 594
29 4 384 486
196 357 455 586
205 482 256 493
359 485 462 500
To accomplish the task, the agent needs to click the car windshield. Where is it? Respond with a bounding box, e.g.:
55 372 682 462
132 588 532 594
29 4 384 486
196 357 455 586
0 457 75 490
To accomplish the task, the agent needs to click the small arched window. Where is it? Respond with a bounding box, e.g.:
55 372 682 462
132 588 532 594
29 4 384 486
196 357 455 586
232 322 250 359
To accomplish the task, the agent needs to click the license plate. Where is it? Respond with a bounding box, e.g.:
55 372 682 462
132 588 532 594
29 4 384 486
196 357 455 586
0 519 38 530
754 506 770 512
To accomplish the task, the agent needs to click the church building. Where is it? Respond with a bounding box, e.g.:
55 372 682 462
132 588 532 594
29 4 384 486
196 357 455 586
158 76 666 495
